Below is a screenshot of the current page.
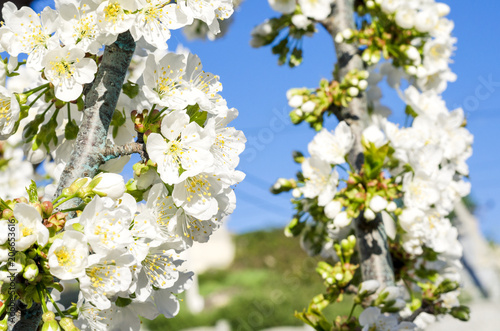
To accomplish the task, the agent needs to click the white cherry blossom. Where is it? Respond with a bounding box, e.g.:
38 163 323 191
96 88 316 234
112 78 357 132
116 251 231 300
13 203 49 251
42 46 98 102
308 121 353 165
47 230 89 280
146 109 214 185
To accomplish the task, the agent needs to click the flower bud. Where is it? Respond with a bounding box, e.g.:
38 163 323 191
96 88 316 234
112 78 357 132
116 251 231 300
334 33 344 43
324 200 342 219
271 178 296 194
359 70 369 80
359 280 380 296
358 80 368 90
39 202 53 218
12 252 27 273
371 52 381 64
341 29 353 40
392 298 406 310
0 317 7 331
2 209 13 220
292 188 301 198
362 49 372 62
386 201 397 212
23 260 39 281
42 311 56 322
288 95 304 108
364 208 376 221
347 87 359 97
301 100 316 113
292 151 305 164
42 320 61 331
284 217 305 238
380 286 400 302
369 195 388 213
131 110 138 122
436 3 450 17
90 173 125 199
67 178 90 197
435 279 459 295
46 212 67 232
450 306 470 321
333 212 351 228
340 238 350 251
59 317 79 331
289 109 303 124
405 65 417 75
15 197 28 204
405 46 420 62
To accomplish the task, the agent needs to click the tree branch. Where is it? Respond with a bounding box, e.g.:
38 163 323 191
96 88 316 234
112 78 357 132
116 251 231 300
321 0 395 288
102 142 146 162
10 31 136 331
54 31 136 197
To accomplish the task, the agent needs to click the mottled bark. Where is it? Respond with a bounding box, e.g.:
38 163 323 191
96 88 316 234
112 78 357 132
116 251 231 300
321 0 395 287
103 142 146 162
55 31 136 197
10 32 136 331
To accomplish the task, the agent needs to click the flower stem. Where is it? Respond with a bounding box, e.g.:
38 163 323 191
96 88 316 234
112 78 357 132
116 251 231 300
28 87 50 108
67 103 72 122
41 102 55 117
0 198 12 210
36 285 48 313
24 83 50 97
51 194 65 205
45 288 65 319
348 302 357 319
53 196 74 209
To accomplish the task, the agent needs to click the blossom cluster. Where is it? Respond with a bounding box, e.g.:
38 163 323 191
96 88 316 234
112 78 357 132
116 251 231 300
351 0 457 93
0 0 246 330
267 0 472 329
0 0 234 138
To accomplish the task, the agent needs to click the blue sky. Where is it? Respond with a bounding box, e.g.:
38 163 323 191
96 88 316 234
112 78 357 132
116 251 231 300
30 0 500 240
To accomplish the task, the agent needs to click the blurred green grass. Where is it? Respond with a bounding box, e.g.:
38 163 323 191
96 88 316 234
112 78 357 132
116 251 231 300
145 229 355 330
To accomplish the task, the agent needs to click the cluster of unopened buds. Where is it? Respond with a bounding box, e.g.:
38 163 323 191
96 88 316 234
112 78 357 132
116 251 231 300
131 108 162 136
317 235 357 288
287 69 369 130
339 169 402 221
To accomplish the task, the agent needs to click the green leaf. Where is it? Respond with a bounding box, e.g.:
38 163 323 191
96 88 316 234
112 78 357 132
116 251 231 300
190 109 207 127
186 104 200 117
64 119 79 140
26 180 38 203
115 296 133 307
122 80 140 99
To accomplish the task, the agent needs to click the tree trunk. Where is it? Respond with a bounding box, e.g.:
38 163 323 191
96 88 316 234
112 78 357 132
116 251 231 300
321 0 395 287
